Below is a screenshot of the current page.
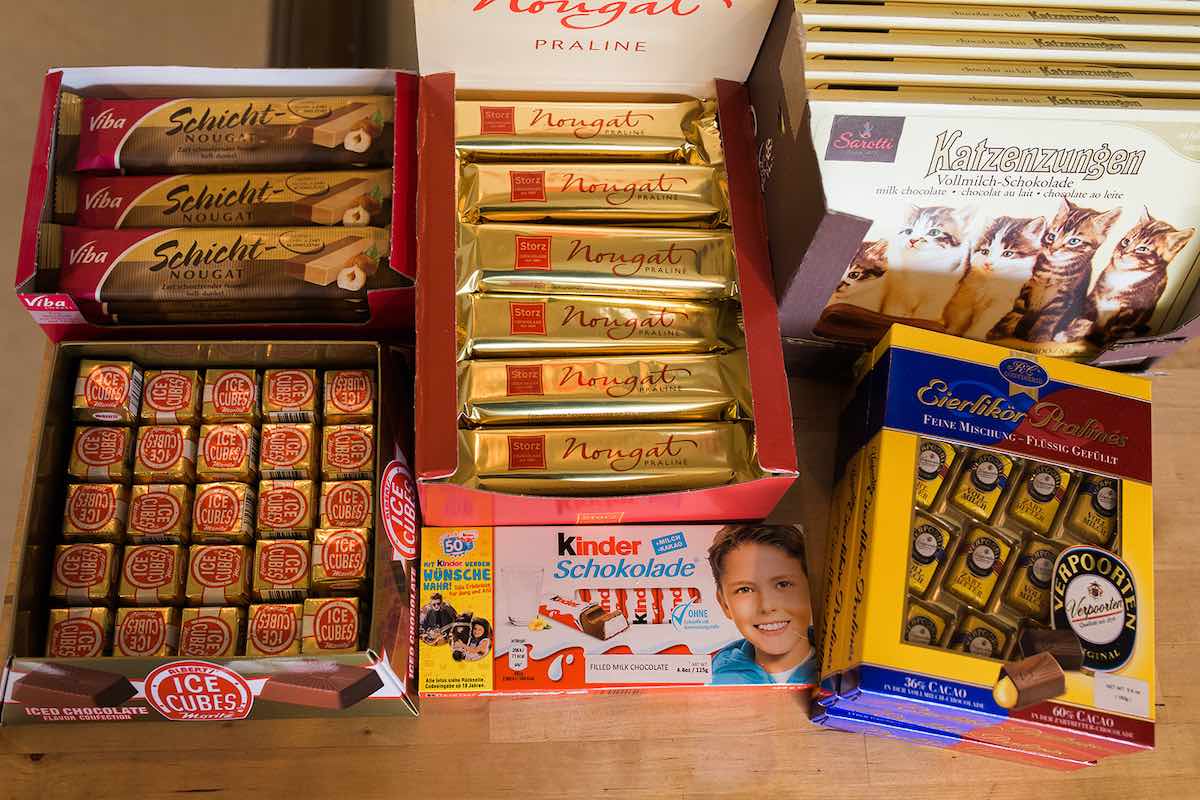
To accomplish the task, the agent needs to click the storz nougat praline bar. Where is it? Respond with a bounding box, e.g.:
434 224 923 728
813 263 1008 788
68 93 394 172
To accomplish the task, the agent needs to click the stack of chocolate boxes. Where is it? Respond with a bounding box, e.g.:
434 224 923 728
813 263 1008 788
449 99 761 495
41 91 396 326
50 359 377 660
770 1 1200 368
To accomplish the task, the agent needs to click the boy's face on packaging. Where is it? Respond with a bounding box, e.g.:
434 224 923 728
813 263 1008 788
716 542 812 661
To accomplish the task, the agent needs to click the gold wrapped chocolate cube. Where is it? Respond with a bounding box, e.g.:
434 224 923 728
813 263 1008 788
263 368 320 423
49 543 118 606
323 369 375 424
321 425 375 481
253 539 312 602
73 359 143 424
185 545 252 606
319 480 373 529
246 603 303 658
133 424 198 483
140 369 202 424
67 425 134 483
118 544 186 606
257 480 318 538
260 423 319 480
178 607 245 658
302 596 362 655
127 484 192 544
113 606 180 658
191 482 256 544
45 607 112 658
202 368 261 423
311 528 371 595
62 483 128 543
197 423 259 483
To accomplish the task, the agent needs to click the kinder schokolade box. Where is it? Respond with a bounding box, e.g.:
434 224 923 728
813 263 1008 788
815 325 1154 768
419 524 817 696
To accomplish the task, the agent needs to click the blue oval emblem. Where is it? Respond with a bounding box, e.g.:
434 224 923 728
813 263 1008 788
998 357 1048 389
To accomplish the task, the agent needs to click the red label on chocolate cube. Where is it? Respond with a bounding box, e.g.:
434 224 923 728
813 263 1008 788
326 482 370 527
324 531 367 578
124 546 176 589
204 427 248 469
76 427 127 467
68 486 117 531
250 606 299 655
507 435 547 470
261 487 308 528
192 548 242 588
55 545 108 589
480 105 516 135
179 618 233 658
132 492 182 534
330 371 372 412
509 301 547 335
268 370 315 407
515 235 552 270
139 427 184 470
314 600 358 650
327 430 371 470
259 541 308 584
49 617 105 658
146 373 193 412
117 610 167 656
505 364 544 396
263 427 308 466
509 170 547 202
213 373 255 414
85 366 129 408
195 487 241 531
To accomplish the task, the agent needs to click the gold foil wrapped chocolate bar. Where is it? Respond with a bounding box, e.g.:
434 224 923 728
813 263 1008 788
455 99 720 164
72 94 394 172
458 353 751 426
69 169 393 228
458 294 742 359
458 164 729 227
49 225 391 308
457 224 737 300
453 422 758 495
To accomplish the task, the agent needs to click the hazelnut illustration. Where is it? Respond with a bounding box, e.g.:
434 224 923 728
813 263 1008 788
337 265 367 291
355 119 384 138
342 206 371 226
358 193 383 213
344 129 372 153
350 252 378 276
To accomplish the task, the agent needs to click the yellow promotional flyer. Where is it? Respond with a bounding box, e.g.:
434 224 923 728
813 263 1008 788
419 527 494 694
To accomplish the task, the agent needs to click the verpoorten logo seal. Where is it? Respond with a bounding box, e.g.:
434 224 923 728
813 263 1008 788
1053 545 1137 671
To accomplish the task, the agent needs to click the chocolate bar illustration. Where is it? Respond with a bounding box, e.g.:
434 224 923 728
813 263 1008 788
539 595 629 640
12 663 137 708
284 235 378 286
294 177 381 225
1018 627 1085 671
289 103 375 148
258 662 383 709
992 652 1066 711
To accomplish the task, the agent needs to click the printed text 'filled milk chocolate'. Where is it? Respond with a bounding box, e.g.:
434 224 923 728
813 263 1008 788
459 164 729 226
73 94 394 172
455 99 719 164
456 223 737 300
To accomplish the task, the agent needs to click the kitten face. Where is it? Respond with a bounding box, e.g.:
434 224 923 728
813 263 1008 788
970 216 1045 277
833 240 887 300
1111 209 1196 272
888 205 970 271
1041 198 1122 261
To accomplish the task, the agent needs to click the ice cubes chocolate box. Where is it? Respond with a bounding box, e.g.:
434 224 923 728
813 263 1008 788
813 325 1155 769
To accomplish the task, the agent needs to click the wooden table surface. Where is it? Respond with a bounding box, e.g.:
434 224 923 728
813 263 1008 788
2 342 1197 799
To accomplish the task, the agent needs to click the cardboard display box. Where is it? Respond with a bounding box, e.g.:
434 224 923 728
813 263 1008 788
0 341 420 724
15 68 418 342
411 0 798 525
747 1 1200 371
815 325 1154 767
